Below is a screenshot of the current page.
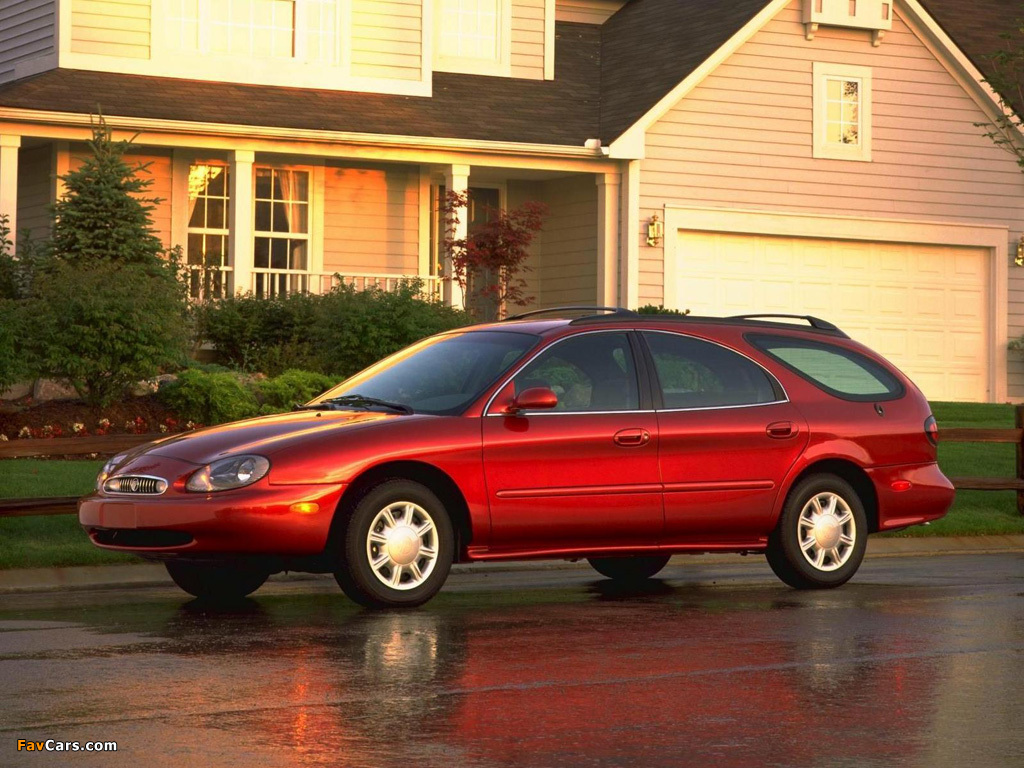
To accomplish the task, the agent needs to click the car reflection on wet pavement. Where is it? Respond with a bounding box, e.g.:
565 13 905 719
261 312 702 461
1 553 1022 767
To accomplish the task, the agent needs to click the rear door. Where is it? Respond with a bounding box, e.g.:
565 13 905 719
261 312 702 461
640 331 808 542
482 331 663 552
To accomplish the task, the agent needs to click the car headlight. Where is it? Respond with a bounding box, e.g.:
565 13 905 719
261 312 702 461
186 455 270 492
97 453 128 492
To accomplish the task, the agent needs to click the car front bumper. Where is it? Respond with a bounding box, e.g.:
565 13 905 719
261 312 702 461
79 481 346 558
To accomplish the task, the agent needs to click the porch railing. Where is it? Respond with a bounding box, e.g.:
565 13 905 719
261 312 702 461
251 269 442 300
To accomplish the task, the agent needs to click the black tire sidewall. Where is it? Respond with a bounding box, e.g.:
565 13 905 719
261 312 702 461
337 479 454 608
165 561 269 599
771 474 868 589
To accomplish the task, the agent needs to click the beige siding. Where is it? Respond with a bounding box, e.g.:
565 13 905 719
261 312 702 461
351 0 423 81
68 147 172 247
71 0 151 59
322 162 420 275
537 174 597 306
0 0 56 82
511 0 545 79
16 146 52 242
554 0 623 24
636 0 1024 392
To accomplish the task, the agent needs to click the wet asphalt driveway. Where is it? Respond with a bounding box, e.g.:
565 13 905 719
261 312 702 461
1 552 1022 767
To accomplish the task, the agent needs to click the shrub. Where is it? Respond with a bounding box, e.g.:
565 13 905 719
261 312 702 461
252 369 336 413
314 281 470 377
159 369 259 425
195 280 471 378
0 299 24 392
192 291 321 374
637 304 691 315
26 259 188 407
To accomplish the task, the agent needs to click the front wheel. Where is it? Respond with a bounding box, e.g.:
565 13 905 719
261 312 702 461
766 474 868 590
165 561 269 600
588 555 671 582
333 479 454 609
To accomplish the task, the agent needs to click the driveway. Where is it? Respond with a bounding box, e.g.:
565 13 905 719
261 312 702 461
1 553 1022 767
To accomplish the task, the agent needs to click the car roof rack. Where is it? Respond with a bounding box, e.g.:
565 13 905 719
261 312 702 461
503 306 638 322
727 314 842 333
568 310 849 338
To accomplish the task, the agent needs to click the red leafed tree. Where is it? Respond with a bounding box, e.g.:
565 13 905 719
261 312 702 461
441 190 547 317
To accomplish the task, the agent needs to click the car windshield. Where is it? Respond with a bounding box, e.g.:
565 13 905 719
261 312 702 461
312 331 539 415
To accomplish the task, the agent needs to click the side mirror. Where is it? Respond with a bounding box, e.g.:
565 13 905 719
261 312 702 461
507 387 558 414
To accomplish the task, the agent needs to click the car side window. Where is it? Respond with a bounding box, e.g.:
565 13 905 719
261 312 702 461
747 334 903 401
642 332 779 409
514 332 640 412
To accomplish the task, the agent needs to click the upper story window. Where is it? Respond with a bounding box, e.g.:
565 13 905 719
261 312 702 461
167 0 338 63
434 0 511 76
812 62 872 161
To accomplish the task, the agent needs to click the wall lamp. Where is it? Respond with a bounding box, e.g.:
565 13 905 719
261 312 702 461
647 214 664 247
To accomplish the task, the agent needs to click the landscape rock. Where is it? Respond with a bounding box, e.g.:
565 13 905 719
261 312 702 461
130 374 178 397
32 379 80 402
0 381 32 401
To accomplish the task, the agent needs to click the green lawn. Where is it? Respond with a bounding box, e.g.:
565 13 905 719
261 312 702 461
1 402 1022 569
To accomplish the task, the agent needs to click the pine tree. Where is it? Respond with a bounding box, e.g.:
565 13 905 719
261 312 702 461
51 115 164 266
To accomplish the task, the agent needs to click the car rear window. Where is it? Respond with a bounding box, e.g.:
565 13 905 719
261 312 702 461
747 334 904 401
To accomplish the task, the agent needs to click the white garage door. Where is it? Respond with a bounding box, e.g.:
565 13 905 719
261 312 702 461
675 231 990 402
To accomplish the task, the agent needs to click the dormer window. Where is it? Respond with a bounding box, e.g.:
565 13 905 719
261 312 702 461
812 62 872 162
434 0 511 76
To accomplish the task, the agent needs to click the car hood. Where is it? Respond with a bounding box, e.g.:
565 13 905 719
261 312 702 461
143 410 402 464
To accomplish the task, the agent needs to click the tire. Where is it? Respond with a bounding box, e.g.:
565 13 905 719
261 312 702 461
766 473 868 590
165 561 269 600
587 555 671 582
333 479 454 609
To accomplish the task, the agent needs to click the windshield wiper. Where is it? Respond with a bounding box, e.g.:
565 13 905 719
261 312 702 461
319 395 415 415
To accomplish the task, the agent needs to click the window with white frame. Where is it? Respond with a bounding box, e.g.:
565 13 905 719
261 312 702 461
167 0 339 63
186 163 232 300
254 168 311 298
812 62 872 161
435 0 510 75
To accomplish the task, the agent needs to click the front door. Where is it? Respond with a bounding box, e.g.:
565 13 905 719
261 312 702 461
482 331 663 553
639 331 808 543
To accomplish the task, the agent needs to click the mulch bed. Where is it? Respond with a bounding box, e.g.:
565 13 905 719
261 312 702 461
0 395 180 441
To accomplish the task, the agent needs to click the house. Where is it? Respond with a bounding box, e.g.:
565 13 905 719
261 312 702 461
0 0 1022 402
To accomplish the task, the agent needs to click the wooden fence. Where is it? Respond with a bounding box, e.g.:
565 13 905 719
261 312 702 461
3 409 1024 518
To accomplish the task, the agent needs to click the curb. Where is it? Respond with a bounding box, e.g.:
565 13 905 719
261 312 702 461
1 535 1022 594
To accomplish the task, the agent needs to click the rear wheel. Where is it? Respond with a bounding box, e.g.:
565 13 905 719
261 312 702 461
588 555 671 582
333 479 454 609
165 561 269 600
766 474 867 590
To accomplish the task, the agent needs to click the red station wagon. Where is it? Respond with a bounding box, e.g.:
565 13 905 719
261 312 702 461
79 308 955 607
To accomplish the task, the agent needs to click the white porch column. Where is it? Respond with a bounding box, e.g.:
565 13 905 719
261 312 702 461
229 150 255 295
619 161 640 310
444 163 470 309
596 171 621 307
0 136 21 255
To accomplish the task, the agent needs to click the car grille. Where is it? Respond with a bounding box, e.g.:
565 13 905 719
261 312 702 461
90 528 193 548
103 475 168 495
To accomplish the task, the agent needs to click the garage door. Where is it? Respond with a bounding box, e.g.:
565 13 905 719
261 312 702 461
674 231 990 402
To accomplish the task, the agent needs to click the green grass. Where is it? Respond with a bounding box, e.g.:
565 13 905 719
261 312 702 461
0 459 134 569
1 402 1023 570
895 401 1024 538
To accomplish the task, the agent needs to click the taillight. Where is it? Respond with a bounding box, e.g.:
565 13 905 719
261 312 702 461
924 415 938 446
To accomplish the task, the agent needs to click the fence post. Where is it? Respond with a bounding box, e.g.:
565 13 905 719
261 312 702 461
1016 405 1024 516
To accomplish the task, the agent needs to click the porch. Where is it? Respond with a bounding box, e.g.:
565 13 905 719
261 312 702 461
0 135 625 315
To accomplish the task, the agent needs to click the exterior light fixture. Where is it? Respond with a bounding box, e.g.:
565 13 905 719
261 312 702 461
646 214 664 247
1017 235 1024 267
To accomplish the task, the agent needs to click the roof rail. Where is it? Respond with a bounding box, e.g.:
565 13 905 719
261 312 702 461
503 306 637 322
727 314 841 333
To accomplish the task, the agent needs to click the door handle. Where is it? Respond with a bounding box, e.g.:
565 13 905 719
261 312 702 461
613 428 651 447
766 421 797 439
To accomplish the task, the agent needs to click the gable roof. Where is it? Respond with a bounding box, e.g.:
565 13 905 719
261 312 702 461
0 0 1015 151
599 0 771 143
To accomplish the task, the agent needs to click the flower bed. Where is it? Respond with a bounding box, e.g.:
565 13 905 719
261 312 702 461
0 395 196 443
